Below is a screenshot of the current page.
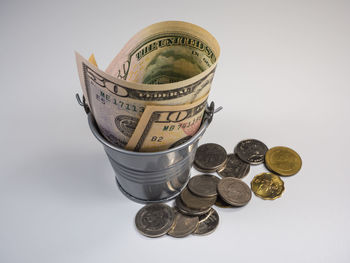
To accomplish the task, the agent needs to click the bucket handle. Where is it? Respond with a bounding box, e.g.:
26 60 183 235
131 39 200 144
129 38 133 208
75 93 90 114
75 93 222 122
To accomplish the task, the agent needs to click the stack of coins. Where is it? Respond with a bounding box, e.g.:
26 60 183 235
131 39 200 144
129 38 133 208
193 143 227 173
135 139 302 238
135 174 221 238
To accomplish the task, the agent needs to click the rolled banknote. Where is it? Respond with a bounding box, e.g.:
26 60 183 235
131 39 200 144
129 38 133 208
76 21 220 150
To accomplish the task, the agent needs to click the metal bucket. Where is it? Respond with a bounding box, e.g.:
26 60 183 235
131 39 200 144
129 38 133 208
76 94 221 203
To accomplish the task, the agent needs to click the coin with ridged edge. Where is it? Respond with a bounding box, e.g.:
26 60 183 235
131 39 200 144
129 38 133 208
265 146 302 176
135 203 174 238
194 143 227 171
188 174 220 197
217 153 250 178
193 208 219 235
217 177 252 206
180 187 217 210
193 162 218 173
167 210 199 238
251 172 285 200
175 196 212 216
234 139 268 165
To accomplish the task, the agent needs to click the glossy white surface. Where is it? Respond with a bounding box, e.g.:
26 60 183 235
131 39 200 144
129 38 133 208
1 1 349 262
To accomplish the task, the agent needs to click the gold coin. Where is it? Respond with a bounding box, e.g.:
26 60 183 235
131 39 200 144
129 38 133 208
251 172 284 200
265 146 302 176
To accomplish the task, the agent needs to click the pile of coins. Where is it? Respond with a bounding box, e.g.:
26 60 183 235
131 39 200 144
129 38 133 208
135 139 302 238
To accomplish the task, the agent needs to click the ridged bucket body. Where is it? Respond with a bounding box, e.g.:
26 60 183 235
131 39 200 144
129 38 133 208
88 113 210 203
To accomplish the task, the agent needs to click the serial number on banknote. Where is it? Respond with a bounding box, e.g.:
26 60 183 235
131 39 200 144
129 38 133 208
96 90 145 113
162 116 202 131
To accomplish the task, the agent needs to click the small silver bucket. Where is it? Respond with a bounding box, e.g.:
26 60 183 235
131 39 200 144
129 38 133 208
76 94 221 203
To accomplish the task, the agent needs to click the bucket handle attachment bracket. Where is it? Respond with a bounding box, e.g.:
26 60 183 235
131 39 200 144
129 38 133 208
205 101 223 124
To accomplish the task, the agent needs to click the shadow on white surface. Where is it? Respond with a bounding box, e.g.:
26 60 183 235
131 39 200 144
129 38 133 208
7 150 126 203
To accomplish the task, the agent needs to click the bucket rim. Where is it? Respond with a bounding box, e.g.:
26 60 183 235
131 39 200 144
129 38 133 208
88 113 210 156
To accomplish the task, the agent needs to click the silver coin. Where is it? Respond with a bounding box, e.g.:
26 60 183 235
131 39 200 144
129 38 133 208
135 203 174 238
193 208 219 235
194 143 227 171
167 210 199 238
217 153 250 178
188 174 220 197
180 187 217 210
175 196 212 216
193 161 218 173
217 177 252 206
234 139 268 165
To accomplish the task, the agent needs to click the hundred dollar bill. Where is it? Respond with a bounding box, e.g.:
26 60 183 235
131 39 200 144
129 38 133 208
125 93 208 152
76 21 220 148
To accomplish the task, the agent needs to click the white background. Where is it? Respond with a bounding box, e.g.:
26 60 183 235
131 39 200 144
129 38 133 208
1 0 349 262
